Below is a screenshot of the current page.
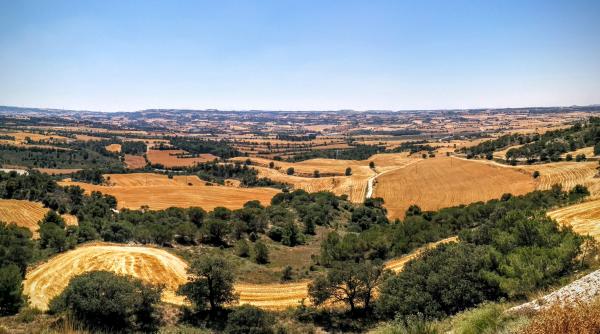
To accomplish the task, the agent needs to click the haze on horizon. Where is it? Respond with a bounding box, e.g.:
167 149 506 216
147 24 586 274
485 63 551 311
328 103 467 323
0 0 599 112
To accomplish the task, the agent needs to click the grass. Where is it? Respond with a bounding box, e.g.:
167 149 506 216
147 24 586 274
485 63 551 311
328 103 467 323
519 297 600 334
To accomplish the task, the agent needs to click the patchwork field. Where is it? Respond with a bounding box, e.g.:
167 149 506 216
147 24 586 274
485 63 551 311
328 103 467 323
24 238 457 310
373 157 537 219
0 199 78 238
59 173 279 211
147 149 217 168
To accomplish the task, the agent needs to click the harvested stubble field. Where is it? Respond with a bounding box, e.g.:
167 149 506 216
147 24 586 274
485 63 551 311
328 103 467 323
146 149 217 168
24 237 457 311
548 200 600 240
59 173 279 211
235 153 417 203
374 157 536 219
34 168 82 175
0 199 77 238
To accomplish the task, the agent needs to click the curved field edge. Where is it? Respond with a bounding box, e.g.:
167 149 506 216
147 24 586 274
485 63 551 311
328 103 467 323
23 237 457 311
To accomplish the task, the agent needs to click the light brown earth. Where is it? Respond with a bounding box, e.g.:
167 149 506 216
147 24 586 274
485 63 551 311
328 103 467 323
105 143 121 153
124 154 147 169
374 157 537 219
147 149 217 168
0 199 78 238
24 237 457 311
59 173 279 211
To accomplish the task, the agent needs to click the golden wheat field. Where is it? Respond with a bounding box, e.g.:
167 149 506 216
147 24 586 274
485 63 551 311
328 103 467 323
59 173 279 211
24 238 456 311
374 157 537 219
548 199 600 240
0 199 78 238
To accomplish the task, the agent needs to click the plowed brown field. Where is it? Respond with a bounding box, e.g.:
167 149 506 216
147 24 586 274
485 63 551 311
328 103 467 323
24 237 457 311
0 199 77 238
59 173 279 211
147 149 217 168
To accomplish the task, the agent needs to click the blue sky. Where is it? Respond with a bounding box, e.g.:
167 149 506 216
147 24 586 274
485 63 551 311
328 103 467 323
0 0 599 111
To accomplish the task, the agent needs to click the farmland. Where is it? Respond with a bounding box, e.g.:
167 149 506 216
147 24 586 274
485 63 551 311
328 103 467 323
373 157 536 219
0 199 77 238
23 238 457 311
59 173 280 210
146 149 217 168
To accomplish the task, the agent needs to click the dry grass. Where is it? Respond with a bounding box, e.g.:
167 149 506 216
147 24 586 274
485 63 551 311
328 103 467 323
58 173 279 211
146 149 217 168
374 157 536 219
35 168 82 175
123 154 147 169
0 199 77 238
520 298 600 334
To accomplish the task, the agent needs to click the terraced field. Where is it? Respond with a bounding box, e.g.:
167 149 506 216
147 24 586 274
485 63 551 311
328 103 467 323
0 199 78 238
518 161 600 196
59 173 279 211
24 238 457 311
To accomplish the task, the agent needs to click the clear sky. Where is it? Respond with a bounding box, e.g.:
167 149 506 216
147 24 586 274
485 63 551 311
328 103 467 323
0 0 599 111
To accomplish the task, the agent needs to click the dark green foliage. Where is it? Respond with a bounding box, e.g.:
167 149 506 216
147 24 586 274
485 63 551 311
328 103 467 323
287 145 385 162
386 140 436 154
169 137 240 159
70 168 105 184
463 134 536 158
309 261 386 313
49 271 162 332
0 139 123 169
376 208 586 319
286 167 295 175
225 305 274 334
281 266 293 282
254 240 270 264
168 161 287 188
0 222 34 275
0 264 25 315
533 170 540 178
120 141 147 155
235 239 251 257
349 197 388 231
177 255 238 311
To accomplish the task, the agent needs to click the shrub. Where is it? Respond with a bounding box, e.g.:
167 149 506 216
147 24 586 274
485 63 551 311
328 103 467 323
225 305 274 334
286 167 295 175
49 271 162 332
254 241 270 264
0 264 25 315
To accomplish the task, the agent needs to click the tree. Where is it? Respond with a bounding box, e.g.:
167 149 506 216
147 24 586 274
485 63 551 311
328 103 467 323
345 167 352 176
236 239 251 257
566 154 573 161
286 167 295 175
281 266 293 282
225 305 274 334
0 264 25 315
49 271 162 332
0 222 34 275
313 170 320 178
268 161 275 169
533 171 540 179
254 241 270 264
308 260 386 313
202 219 231 245
177 255 238 311
369 161 375 169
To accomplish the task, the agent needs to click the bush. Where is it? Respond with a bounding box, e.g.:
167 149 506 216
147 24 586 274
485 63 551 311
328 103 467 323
0 264 25 315
254 241 270 264
286 167 295 175
225 305 274 334
520 298 600 334
49 271 163 332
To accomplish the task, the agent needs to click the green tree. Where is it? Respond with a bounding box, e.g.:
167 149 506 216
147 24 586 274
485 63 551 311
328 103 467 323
0 222 34 275
308 260 386 313
49 271 162 332
286 167 295 175
236 239 251 258
254 241 270 264
177 255 238 311
369 161 375 169
532 170 540 178
281 266 293 282
0 264 25 315
345 167 352 176
225 305 274 334
202 219 231 246
313 170 320 178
